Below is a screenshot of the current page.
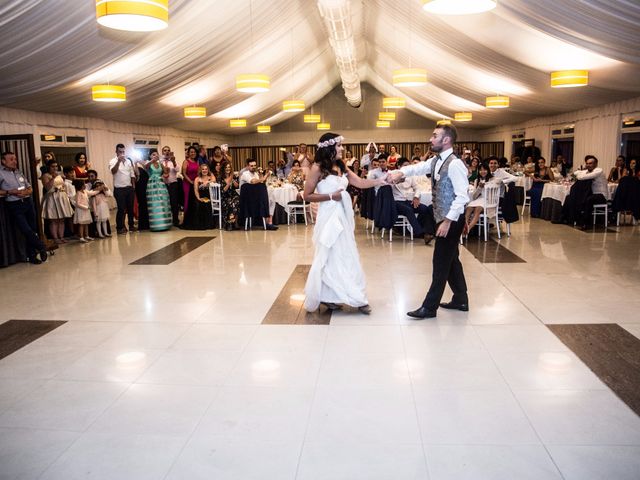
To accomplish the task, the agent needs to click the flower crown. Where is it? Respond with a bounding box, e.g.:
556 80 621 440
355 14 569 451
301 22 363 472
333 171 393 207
317 135 344 149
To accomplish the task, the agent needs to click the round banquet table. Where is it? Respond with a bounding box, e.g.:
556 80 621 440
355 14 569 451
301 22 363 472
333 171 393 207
540 183 572 223
268 183 301 225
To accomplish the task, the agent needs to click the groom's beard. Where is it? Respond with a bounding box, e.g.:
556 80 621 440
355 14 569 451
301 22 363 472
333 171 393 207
431 144 443 153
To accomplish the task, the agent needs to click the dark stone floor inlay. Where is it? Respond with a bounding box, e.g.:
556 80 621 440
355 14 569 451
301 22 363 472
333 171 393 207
548 324 640 416
129 236 215 265
0 320 66 360
463 237 526 263
262 265 332 325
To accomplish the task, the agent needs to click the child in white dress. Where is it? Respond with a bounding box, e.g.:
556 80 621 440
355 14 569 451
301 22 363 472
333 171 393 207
73 180 93 243
90 179 112 238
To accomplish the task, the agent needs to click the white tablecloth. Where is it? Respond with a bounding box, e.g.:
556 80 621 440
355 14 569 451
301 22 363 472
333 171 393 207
541 183 572 205
515 175 533 192
542 182 618 206
268 184 299 210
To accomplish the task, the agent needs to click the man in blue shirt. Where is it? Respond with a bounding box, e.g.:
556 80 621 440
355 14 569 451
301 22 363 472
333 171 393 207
0 151 48 264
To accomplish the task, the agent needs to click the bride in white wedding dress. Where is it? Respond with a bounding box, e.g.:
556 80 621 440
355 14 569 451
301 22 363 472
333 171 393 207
303 133 385 314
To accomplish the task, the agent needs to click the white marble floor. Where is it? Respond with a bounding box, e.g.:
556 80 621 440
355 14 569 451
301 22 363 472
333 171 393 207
1 217 639 479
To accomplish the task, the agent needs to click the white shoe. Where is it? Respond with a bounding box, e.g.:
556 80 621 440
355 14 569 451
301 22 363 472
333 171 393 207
79 237 88 243
86 236 94 241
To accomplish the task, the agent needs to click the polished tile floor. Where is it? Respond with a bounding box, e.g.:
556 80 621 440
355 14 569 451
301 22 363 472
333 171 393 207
1 217 639 479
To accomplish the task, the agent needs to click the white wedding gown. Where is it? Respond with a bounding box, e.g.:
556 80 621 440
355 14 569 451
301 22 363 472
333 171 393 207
304 173 368 311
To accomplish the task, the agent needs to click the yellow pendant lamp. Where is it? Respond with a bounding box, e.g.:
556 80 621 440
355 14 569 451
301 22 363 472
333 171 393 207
317 122 331 130
236 74 270 93
486 95 510 108
383 97 406 109
376 120 391 128
392 68 427 87
95 0 169 32
437 119 452 126
304 114 321 123
283 100 305 112
91 84 126 102
183 107 207 118
257 125 271 133
454 112 472 122
550 70 589 88
229 119 247 128
379 112 396 121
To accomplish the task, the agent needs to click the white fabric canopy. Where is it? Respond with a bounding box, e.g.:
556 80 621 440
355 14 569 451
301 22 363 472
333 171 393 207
0 0 639 133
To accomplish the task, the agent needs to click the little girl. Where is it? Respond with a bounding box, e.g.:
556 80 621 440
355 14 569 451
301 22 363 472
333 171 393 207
90 179 112 238
73 179 93 242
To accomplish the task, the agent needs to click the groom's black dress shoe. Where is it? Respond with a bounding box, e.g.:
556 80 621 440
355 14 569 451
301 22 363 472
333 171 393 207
440 302 469 312
407 307 437 319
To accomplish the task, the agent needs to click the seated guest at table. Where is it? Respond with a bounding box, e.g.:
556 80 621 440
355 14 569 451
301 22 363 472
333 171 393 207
551 154 569 177
573 155 610 229
393 157 435 244
510 155 523 173
211 159 222 180
41 159 74 244
182 164 215 230
628 158 639 177
220 161 240 230
530 157 554 218
465 162 493 231
608 155 627 183
387 145 400 170
0 152 48 264
73 152 91 179
523 156 536 175
360 142 378 168
287 160 305 191
266 161 281 187
367 156 388 193
467 156 479 183
488 156 517 194
240 159 278 230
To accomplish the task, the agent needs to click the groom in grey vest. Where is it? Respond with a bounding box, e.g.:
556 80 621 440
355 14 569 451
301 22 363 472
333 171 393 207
389 124 470 318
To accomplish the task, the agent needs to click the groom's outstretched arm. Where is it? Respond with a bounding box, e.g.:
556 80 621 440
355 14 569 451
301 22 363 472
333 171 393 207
388 157 434 183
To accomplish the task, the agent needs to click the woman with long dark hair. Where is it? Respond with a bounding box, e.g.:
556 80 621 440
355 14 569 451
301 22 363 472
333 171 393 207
302 132 384 314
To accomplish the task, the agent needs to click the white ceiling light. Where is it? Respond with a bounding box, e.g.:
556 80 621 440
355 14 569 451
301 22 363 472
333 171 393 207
421 0 497 15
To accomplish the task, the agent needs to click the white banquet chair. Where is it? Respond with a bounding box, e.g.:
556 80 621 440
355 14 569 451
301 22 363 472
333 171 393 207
209 183 222 230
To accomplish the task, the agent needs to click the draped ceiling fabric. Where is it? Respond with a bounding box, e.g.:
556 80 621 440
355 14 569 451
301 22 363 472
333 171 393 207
0 0 639 134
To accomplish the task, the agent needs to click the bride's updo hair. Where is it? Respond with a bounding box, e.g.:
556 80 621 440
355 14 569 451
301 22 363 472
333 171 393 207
315 132 341 178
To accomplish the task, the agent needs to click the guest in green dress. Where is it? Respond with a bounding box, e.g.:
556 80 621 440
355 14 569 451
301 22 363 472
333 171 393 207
146 150 172 231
